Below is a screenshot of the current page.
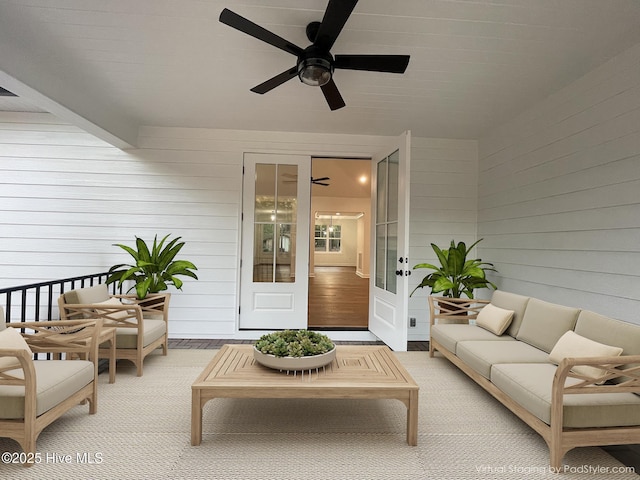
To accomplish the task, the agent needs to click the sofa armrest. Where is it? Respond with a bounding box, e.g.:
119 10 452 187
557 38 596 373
428 296 490 327
553 354 640 393
549 354 640 437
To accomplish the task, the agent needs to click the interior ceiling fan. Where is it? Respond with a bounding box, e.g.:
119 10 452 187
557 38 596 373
283 173 331 186
219 0 410 111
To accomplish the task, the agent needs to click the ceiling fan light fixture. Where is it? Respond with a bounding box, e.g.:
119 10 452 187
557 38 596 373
297 57 333 86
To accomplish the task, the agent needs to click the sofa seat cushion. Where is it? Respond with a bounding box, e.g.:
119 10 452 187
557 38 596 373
491 363 640 428
431 324 515 354
102 319 166 349
456 340 550 379
0 360 94 419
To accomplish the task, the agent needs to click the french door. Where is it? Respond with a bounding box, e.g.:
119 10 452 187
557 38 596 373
369 132 411 351
239 153 310 329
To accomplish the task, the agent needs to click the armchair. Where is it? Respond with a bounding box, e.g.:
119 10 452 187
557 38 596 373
58 284 170 376
0 315 102 466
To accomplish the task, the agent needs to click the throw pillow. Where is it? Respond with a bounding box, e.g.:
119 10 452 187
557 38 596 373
95 297 132 322
476 303 514 336
549 330 623 383
0 327 33 370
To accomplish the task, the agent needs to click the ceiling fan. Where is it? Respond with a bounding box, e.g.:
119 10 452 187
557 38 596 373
282 173 331 186
219 0 410 111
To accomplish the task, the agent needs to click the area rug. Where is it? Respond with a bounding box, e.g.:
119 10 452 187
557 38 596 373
0 349 636 479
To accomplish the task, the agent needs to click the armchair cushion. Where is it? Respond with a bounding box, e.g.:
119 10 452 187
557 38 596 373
102 319 167 350
0 328 33 370
64 284 110 305
0 359 94 419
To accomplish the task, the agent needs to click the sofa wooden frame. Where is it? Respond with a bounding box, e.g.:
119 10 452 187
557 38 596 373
428 297 640 470
58 293 170 377
0 319 102 466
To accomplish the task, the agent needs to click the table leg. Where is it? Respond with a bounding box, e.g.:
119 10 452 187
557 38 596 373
191 390 202 446
406 389 418 446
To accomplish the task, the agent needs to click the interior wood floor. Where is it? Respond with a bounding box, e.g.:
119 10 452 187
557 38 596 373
308 266 369 329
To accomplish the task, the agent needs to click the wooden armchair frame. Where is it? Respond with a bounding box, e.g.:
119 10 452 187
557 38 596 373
0 319 102 466
58 293 170 376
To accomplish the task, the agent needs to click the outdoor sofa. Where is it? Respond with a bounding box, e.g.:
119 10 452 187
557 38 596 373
429 291 640 470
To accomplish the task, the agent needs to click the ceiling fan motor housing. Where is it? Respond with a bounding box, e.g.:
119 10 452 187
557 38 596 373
297 45 334 86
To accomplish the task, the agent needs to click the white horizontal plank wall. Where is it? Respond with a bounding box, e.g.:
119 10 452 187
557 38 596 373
478 42 640 325
0 113 475 339
408 137 479 341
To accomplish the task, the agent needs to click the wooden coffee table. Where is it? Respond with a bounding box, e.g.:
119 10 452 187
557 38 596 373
191 344 419 446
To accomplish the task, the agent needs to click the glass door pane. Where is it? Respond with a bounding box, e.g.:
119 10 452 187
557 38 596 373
374 150 400 293
253 163 297 283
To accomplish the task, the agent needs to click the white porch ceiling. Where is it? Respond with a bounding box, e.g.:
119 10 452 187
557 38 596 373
1 0 640 146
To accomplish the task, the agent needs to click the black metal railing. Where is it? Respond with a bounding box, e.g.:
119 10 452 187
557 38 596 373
0 272 119 324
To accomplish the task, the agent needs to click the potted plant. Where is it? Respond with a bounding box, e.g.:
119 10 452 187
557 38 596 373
410 239 497 320
253 330 336 371
106 234 198 300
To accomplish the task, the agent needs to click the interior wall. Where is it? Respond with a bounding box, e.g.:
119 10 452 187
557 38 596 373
477 42 640 325
313 218 357 267
310 195 370 274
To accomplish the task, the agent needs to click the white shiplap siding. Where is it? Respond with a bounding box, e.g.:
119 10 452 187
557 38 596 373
477 43 640 324
408 137 479 340
1 112 476 340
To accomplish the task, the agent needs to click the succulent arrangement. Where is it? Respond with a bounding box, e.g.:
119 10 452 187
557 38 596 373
254 330 335 358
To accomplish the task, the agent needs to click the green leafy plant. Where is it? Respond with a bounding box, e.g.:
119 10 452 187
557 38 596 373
255 330 335 357
410 239 497 299
106 234 198 299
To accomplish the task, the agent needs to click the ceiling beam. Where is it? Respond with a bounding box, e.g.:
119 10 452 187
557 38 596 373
0 7 138 149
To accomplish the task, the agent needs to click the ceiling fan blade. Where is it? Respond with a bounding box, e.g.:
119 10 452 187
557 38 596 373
314 0 358 51
320 79 346 111
219 8 304 57
334 55 410 73
250 67 298 94
312 177 330 182
314 182 330 186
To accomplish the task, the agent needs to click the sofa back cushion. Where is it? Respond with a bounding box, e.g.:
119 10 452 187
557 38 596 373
575 310 640 384
490 290 530 337
0 306 5 331
575 310 640 356
515 298 580 353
